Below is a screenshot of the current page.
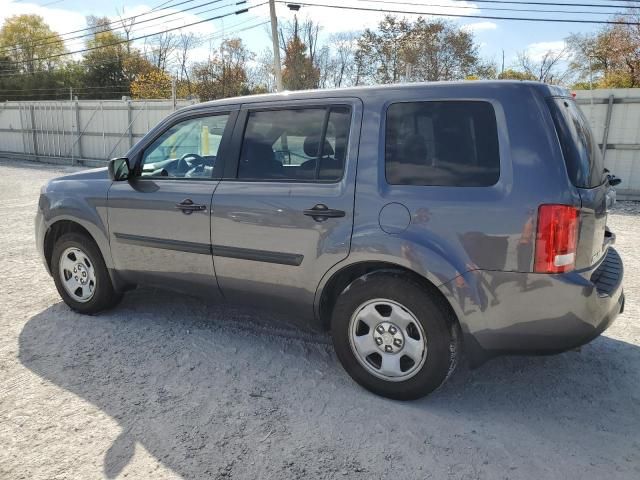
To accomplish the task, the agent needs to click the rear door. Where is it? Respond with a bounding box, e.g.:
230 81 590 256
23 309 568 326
210 98 362 319
546 97 614 268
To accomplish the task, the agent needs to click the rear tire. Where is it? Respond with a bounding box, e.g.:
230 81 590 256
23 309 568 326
331 272 459 400
51 232 122 314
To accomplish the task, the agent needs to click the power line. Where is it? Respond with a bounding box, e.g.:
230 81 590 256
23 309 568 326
355 0 639 16
0 0 205 53
151 0 184 11
3 3 266 68
354 0 640 11
28 0 247 55
3 0 638 55
0 19 266 78
0 19 269 80
0 0 243 55
277 1 640 24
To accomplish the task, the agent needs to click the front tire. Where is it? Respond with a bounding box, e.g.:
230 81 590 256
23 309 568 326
51 232 122 314
331 272 459 400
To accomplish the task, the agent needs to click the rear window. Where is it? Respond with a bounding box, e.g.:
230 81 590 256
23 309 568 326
385 101 500 187
547 98 605 188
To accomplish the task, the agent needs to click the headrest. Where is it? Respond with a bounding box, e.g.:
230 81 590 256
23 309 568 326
303 135 334 157
242 135 275 162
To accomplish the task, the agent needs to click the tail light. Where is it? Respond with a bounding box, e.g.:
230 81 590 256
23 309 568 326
534 204 579 273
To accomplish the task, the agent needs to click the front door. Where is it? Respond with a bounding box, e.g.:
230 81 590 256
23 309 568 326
108 109 235 296
210 100 362 321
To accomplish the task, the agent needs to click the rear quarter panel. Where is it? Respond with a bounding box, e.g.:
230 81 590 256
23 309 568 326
318 83 581 339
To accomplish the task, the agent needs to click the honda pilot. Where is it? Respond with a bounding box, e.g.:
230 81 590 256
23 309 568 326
36 81 625 399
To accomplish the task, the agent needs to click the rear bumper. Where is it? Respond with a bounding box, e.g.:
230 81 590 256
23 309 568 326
441 247 624 366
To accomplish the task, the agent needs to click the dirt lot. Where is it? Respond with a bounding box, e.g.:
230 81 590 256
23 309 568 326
0 158 638 480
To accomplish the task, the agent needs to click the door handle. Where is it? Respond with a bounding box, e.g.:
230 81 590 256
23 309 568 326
303 204 346 221
176 198 207 214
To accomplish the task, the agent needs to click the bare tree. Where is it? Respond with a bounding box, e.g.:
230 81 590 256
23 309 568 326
315 46 333 89
330 32 359 87
116 9 136 55
517 48 572 84
299 17 320 67
175 31 200 87
249 48 276 92
146 32 178 72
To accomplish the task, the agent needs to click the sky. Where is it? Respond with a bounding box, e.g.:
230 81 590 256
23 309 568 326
0 0 630 70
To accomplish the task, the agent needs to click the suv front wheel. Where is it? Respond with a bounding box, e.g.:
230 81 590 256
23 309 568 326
331 272 459 400
51 232 122 314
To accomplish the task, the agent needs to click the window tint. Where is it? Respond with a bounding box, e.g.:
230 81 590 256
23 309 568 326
547 98 605 188
238 106 351 181
385 101 500 187
141 114 229 178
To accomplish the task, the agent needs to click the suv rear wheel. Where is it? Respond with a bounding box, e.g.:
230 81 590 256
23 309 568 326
51 232 122 314
331 272 459 400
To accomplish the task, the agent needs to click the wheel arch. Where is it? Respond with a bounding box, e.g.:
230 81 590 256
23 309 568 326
43 218 129 292
316 261 461 335
44 220 94 271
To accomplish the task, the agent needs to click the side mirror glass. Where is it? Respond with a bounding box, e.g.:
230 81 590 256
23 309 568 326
608 174 622 187
108 157 131 181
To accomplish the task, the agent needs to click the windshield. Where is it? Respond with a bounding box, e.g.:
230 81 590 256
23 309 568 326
547 98 605 189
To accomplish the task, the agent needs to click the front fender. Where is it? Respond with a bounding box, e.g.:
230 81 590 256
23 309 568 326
38 176 117 281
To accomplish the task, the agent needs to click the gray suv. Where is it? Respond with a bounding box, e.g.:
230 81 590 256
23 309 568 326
36 81 625 400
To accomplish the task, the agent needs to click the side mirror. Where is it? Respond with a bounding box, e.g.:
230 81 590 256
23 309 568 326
607 174 622 187
108 157 131 181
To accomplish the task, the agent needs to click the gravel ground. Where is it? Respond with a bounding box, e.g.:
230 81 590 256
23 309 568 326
0 158 639 480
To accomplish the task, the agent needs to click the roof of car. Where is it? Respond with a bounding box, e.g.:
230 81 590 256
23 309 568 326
182 80 570 113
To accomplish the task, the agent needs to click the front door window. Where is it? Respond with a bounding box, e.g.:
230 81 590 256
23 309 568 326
140 114 230 178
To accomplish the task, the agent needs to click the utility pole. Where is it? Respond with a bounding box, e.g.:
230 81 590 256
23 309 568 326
69 87 73 101
269 0 283 92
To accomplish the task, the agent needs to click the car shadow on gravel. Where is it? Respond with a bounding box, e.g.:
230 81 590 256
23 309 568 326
18 289 640 479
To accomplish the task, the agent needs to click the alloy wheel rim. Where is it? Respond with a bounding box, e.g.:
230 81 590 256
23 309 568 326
348 299 427 382
58 247 96 303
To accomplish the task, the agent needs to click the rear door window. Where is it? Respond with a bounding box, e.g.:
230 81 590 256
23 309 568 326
385 101 500 187
546 98 605 188
238 106 351 182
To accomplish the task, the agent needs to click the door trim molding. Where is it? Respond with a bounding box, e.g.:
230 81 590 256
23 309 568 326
113 232 211 255
113 232 303 265
211 245 303 266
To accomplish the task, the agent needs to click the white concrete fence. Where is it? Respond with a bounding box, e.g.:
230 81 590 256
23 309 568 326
0 89 638 198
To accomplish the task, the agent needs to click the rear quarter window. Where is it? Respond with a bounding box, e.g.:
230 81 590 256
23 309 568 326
546 98 605 189
385 101 500 187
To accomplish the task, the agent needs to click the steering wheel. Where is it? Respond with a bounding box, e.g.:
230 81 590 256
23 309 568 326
177 153 206 174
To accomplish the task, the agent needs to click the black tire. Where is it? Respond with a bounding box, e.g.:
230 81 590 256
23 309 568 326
331 271 459 400
51 232 122 314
